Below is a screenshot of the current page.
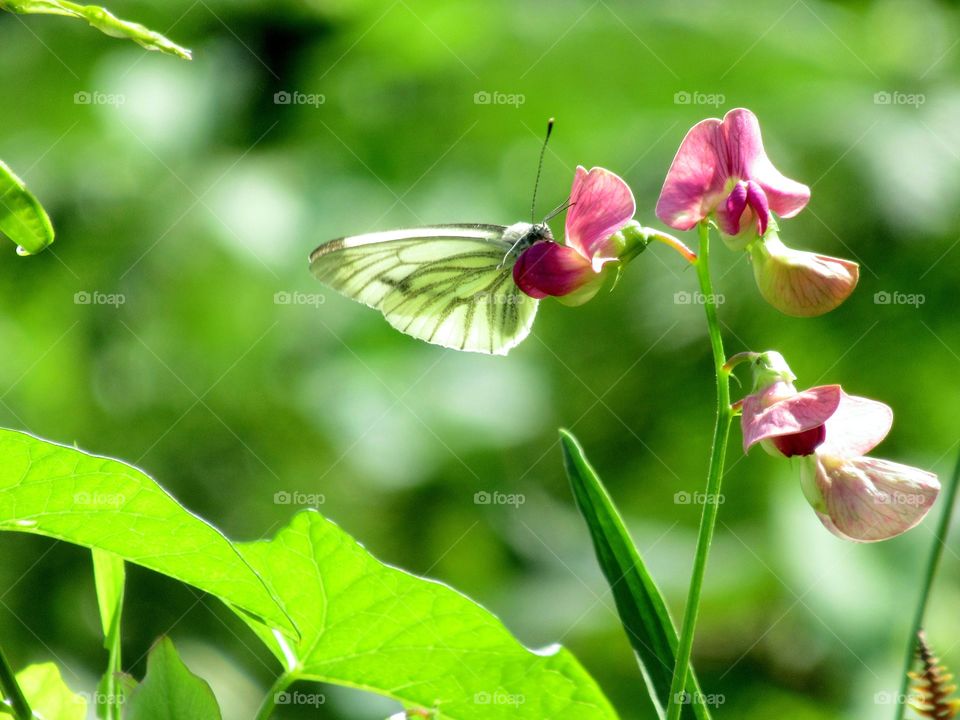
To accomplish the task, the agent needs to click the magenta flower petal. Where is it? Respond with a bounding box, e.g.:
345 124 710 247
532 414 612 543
818 392 893 457
656 108 810 231
717 182 747 236
742 384 842 453
813 455 940 542
746 181 770 235
565 166 636 270
513 241 595 299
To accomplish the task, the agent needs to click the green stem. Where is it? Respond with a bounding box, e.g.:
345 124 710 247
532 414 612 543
254 671 298 720
0 644 31 720
665 221 733 720
893 450 960 720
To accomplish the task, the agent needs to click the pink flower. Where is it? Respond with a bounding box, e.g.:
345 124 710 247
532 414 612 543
740 352 939 542
656 108 810 245
514 166 636 306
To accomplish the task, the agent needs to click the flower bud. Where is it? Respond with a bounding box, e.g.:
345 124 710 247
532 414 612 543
749 232 859 317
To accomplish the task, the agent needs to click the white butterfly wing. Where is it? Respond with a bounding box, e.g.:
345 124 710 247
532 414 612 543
309 224 538 355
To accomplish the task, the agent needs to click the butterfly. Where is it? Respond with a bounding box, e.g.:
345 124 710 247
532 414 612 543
310 122 559 356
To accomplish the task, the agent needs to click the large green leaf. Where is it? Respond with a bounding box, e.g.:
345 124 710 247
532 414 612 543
0 428 295 634
0 0 191 59
124 638 221 720
14 663 86 720
0 160 54 256
559 430 713 720
237 511 620 720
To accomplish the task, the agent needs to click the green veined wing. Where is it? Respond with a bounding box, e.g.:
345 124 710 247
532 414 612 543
309 224 539 355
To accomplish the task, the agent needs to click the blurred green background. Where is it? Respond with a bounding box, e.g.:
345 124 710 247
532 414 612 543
2 0 959 717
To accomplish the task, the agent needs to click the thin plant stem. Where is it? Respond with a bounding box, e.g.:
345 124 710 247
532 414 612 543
893 450 960 720
0 644 31 720
665 221 733 720
254 671 298 720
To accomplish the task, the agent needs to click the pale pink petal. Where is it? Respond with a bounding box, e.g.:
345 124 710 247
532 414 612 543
814 454 940 542
513 241 595 299
655 118 726 230
565 166 635 269
819 392 893 457
742 384 842 452
724 108 810 218
750 235 859 317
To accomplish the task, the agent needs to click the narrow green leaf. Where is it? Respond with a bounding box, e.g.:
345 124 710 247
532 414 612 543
92 549 125 720
14 663 86 720
559 429 713 720
0 0 191 59
0 428 296 635
124 638 221 720
238 511 620 720
0 160 54 256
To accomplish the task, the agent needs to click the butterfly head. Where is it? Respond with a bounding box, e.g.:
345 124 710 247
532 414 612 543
503 221 554 258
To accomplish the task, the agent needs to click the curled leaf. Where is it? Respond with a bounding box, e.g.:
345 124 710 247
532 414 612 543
0 159 55 256
0 0 191 59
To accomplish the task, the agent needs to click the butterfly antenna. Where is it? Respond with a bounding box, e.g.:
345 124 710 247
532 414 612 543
531 118 554 222
544 198 574 222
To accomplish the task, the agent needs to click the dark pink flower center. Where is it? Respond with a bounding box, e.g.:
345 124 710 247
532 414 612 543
723 180 770 236
772 424 826 457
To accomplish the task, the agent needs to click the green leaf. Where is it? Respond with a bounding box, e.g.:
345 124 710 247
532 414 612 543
92 549 125 720
0 0 191 59
0 160 54 256
559 430 712 720
0 428 296 635
124 638 221 720
238 511 620 720
14 663 86 720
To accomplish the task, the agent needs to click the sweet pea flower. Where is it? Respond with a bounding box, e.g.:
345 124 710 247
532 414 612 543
656 108 809 248
655 108 859 316
513 166 640 306
739 351 939 542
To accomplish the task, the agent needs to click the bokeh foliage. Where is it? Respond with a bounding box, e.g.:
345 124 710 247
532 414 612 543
1 0 959 717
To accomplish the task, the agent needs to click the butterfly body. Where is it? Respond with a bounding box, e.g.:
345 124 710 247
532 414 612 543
310 222 551 355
